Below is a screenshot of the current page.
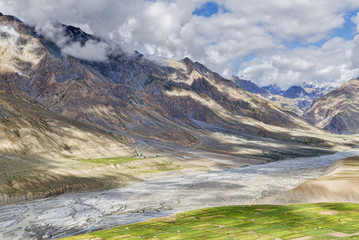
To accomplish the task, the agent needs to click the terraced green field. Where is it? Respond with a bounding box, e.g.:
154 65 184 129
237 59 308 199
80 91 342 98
63 203 359 239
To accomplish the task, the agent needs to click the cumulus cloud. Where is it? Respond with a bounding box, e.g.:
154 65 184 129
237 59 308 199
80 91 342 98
239 37 359 89
2 0 359 86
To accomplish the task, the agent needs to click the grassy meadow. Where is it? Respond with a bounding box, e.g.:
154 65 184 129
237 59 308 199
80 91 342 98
76 156 146 165
63 203 359 240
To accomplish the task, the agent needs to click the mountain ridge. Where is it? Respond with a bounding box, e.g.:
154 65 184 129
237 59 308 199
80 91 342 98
0 13 342 156
304 78 359 134
232 77 335 115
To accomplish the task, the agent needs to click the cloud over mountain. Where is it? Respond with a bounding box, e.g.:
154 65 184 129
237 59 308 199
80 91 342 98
2 0 359 87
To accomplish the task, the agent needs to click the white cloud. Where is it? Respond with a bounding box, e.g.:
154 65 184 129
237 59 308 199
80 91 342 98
2 0 359 86
239 37 359 89
351 35 359 68
224 0 353 42
62 40 109 61
351 12 359 32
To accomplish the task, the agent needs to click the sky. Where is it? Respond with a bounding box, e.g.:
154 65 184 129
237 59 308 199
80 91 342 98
2 0 359 89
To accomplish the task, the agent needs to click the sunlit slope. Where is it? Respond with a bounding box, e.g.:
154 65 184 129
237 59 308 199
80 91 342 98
261 155 359 204
0 94 132 158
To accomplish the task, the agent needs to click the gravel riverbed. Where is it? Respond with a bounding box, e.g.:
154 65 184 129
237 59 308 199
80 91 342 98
1 150 359 240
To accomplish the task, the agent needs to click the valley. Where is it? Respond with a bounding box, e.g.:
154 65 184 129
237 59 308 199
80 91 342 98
1 150 359 239
0 6 359 240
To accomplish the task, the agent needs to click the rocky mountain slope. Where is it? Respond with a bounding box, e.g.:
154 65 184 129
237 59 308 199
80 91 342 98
232 77 270 96
0 93 132 158
0 12 337 152
304 78 359 134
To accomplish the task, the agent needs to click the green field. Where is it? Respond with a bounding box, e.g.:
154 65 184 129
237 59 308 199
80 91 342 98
62 203 359 239
76 156 145 165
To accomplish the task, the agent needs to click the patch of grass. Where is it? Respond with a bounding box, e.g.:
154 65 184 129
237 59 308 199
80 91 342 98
62 203 359 240
76 156 145 165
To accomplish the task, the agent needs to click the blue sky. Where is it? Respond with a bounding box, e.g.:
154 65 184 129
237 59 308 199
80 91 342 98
3 0 359 88
333 11 357 41
193 2 229 17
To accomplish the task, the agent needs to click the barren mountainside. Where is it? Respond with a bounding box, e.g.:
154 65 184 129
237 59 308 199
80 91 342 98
304 79 359 134
0 12 334 156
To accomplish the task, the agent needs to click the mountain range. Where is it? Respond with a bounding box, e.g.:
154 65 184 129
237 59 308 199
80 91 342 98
0 12 340 153
0 12 358 203
233 77 335 115
234 75 359 135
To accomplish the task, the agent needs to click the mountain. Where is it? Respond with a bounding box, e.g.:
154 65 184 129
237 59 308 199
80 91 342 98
304 78 359 134
232 80 317 115
232 78 335 115
263 84 284 95
282 86 309 99
303 82 335 99
0 12 323 147
232 77 270 96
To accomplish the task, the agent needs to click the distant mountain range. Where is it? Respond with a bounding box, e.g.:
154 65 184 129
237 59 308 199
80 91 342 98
233 77 335 115
233 76 359 135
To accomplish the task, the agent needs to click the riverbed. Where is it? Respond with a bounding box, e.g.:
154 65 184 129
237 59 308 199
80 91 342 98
1 150 359 240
